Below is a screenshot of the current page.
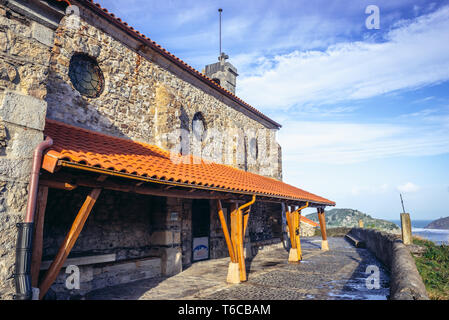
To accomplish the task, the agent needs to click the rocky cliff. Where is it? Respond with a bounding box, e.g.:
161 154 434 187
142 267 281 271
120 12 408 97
425 216 449 229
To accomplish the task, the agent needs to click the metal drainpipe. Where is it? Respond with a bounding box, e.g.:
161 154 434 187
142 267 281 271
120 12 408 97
14 136 53 300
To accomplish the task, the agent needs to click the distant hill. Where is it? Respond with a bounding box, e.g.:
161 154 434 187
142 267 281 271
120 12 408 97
425 216 449 230
306 208 400 233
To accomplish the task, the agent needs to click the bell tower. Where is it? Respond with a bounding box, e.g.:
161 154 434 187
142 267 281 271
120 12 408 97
204 8 238 94
204 53 238 94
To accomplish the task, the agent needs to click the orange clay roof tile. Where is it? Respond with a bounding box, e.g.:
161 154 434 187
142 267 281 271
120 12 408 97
43 119 335 206
299 216 319 227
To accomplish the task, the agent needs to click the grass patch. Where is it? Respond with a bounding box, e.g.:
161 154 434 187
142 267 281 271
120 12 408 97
412 237 449 300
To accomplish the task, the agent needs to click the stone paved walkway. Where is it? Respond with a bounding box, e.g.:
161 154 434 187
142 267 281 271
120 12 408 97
86 237 390 300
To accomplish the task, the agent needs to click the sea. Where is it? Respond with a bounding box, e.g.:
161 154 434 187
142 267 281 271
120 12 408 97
389 220 449 245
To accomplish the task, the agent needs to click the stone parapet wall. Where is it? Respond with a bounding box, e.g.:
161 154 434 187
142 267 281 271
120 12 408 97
349 228 429 300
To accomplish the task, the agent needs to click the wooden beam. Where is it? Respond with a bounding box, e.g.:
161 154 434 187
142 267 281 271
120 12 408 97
30 186 49 287
40 170 329 206
217 200 236 262
38 188 102 299
39 180 77 191
96 175 108 182
39 178 231 200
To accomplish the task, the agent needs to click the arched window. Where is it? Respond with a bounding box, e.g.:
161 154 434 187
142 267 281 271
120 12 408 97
192 112 206 142
68 53 104 98
212 78 221 85
250 138 258 160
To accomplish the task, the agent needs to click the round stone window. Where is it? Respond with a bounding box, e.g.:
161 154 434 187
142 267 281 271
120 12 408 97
68 54 104 98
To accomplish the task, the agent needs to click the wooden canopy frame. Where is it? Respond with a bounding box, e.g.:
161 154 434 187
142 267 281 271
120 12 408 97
31 166 330 298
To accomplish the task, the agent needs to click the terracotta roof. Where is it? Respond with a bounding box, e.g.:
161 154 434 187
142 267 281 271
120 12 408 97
73 0 281 129
300 216 319 227
42 119 335 206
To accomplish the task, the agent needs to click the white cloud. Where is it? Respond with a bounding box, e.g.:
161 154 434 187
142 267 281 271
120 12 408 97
278 118 449 164
237 6 449 111
351 184 390 196
397 182 421 193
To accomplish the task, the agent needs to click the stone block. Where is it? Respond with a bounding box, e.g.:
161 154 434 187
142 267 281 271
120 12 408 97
2 123 43 158
151 230 180 245
31 22 54 47
160 247 182 276
0 158 33 182
226 262 240 284
0 90 47 130
400 213 412 245
321 240 329 251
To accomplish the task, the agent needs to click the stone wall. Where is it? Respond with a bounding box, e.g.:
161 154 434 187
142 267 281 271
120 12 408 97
247 202 282 243
42 187 160 262
300 222 316 237
0 2 55 299
45 15 282 180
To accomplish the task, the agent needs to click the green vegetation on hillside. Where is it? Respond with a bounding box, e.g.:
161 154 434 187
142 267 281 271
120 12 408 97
412 238 449 300
306 208 400 233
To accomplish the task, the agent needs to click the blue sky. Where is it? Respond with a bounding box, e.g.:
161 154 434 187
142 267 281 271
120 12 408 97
97 0 449 220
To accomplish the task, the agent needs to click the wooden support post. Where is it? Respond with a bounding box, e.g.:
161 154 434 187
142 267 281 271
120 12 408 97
236 208 246 282
31 186 49 287
230 203 238 263
227 203 240 283
38 188 101 299
400 213 412 245
318 208 329 251
286 209 296 249
287 207 299 263
295 212 302 261
217 200 236 262
242 208 250 259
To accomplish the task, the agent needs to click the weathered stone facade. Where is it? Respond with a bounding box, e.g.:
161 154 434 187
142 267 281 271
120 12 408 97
0 0 55 299
45 16 282 179
0 0 285 299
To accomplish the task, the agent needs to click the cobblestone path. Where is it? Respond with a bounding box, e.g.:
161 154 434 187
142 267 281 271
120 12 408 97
86 237 390 300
